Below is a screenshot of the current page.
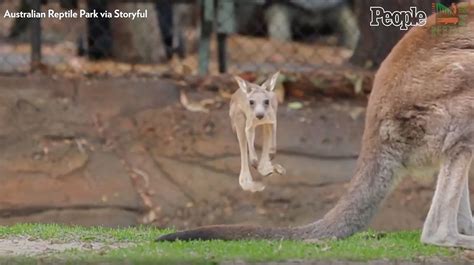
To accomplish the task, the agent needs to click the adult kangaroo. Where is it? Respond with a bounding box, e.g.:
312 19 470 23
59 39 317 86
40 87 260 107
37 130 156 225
158 4 474 248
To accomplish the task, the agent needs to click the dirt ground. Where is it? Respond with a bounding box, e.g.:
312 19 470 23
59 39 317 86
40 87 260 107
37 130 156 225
0 237 131 256
0 74 472 233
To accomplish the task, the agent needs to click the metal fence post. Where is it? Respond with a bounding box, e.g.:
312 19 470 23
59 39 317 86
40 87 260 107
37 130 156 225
217 33 227 73
198 0 213 76
216 0 235 73
30 0 42 71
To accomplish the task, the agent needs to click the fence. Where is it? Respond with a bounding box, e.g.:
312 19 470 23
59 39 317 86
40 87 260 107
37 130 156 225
0 0 360 76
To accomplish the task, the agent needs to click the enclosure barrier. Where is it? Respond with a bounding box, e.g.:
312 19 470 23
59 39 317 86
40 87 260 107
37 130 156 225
0 0 359 76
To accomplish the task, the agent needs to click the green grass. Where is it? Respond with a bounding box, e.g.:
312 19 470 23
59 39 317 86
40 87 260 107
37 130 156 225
0 224 459 265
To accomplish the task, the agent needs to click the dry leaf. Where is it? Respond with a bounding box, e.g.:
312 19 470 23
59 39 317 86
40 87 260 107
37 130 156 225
141 210 156 224
288 101 303 110
348 107 366 120
132 168 150 188
179 90 210 113
218 88 233 99
345 73 364 95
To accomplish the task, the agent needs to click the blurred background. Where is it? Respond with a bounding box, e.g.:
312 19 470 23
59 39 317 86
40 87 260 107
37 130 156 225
0 0 437 75
0 0 471 232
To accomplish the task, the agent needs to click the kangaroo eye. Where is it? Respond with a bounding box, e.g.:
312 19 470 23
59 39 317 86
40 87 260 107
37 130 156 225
264 100 270 105
249 100 255 106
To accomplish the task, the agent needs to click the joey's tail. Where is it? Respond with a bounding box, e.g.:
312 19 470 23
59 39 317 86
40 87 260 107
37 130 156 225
157 148 398 242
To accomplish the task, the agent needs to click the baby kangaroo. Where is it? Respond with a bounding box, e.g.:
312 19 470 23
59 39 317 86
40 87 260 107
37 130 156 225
230 72 285 192
158 3 474 249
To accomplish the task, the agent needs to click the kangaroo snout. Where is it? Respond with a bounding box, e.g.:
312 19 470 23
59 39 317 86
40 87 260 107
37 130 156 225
256 113 264 120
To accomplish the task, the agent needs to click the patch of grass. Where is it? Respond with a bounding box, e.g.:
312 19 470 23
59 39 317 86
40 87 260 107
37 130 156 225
0 224 458 265
0 223 171 243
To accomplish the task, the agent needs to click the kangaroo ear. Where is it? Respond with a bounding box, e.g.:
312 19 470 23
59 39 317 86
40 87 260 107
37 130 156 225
262 71 280 91
234 76 252 94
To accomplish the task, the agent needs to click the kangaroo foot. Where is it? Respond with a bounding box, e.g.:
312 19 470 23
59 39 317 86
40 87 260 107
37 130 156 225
258 160 274 176
269 149 276 160
459 221 474 236
239 175 265 192
421 232 474 249
240 180 265 192
274 164 286 175
250 157 258 169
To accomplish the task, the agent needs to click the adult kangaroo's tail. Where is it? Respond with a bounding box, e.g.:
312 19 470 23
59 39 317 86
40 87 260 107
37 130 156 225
156 225 297 241
156 145 398 242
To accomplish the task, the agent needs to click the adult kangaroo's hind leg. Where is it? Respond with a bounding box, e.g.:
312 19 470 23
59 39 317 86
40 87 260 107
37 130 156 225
457 177 474 235
233 112 264 192
421 147 474 248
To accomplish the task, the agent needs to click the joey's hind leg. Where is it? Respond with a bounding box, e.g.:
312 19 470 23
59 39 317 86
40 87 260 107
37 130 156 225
421 148 474 248
269 122 277 160
258 124 274 176
245 123 258 169
270 123 285 174
258 124 285 176
234 114 264 192
458 177 474 235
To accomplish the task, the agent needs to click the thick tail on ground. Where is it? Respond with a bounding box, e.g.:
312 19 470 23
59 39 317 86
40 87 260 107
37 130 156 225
156 145 396 242
156 225 296 241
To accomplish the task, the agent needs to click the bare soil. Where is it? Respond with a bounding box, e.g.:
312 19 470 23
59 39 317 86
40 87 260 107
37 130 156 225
0 74 472 246
0 236 131 256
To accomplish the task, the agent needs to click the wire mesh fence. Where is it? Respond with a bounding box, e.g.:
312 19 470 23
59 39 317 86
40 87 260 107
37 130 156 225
0 0 360 76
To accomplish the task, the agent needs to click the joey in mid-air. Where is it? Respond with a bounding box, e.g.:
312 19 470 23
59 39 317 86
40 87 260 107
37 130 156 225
157 3 474 249
229 72 285 192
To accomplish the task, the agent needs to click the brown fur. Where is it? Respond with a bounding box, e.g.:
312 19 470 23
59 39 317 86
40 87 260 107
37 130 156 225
157 4 474 245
